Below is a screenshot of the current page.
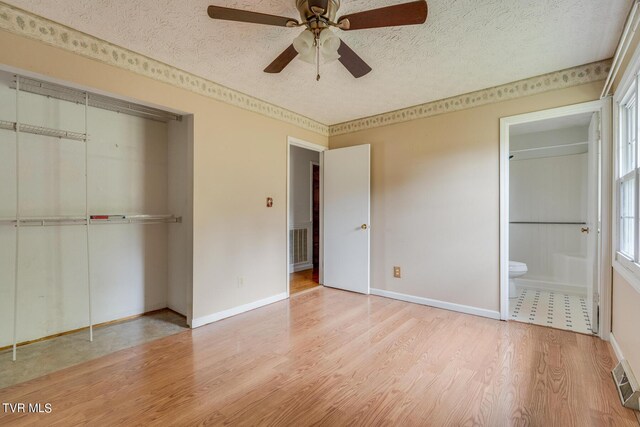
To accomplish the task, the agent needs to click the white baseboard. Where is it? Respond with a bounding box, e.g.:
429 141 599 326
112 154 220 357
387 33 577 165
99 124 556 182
610 332 624 363
290 263 313 273
515 278 587 296
370 288 501 320
191 292 288 328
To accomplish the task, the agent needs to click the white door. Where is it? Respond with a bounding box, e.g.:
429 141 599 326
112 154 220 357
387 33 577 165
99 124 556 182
586 112 600 334
323 145 370 294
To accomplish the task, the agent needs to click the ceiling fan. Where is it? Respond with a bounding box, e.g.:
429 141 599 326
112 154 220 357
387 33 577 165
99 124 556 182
207 1 428 80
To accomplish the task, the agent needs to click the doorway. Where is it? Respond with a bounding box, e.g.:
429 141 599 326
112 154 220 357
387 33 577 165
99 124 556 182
499 100 612 338
288 138 325 295
286 138 371 297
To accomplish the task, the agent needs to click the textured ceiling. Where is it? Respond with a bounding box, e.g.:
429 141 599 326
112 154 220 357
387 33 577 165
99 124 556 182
4 0 631 125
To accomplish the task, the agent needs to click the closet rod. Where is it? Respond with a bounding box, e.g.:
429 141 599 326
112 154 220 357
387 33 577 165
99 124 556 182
509 141 588 154
0 215 182 227
0 120 87 142
90 214 182 225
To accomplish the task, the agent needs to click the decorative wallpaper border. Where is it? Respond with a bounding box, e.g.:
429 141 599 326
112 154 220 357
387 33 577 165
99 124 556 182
0 2 330 136
0 2 611 138
329 60 611 136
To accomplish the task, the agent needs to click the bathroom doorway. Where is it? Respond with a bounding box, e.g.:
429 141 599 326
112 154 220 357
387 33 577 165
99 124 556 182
499 100 612 337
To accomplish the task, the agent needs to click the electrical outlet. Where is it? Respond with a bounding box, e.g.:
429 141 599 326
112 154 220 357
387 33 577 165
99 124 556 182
393 266 401 278
237 277 244 288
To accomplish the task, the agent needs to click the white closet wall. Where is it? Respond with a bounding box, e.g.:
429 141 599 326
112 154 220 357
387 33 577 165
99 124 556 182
167 117 193 318
87 107 170 325
0 71 192 348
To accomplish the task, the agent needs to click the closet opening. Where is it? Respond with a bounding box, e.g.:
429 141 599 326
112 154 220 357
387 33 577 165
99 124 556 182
0 69 194 388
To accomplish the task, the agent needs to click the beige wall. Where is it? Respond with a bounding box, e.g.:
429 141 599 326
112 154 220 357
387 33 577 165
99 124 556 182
612 270 640 375
0 30 328 324
329 82 602 312
611 26 640 379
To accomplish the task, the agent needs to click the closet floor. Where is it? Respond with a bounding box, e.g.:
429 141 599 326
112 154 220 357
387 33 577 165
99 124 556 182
0 309 188 390
509 288 593 335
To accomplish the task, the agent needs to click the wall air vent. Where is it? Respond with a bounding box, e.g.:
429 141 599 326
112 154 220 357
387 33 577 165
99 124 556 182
612 360 640 411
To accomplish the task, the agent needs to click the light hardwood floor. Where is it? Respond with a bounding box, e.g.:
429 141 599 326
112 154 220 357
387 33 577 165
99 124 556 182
290 268 320 294
0 287 636 426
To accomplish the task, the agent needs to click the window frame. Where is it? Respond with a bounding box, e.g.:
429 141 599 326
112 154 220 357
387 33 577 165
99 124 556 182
614 73 640 292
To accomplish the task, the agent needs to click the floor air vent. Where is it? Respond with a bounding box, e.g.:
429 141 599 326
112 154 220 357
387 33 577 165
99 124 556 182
612 360 640 410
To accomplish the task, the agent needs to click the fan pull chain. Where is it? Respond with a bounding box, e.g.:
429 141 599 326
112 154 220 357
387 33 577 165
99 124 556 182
316 36 321 81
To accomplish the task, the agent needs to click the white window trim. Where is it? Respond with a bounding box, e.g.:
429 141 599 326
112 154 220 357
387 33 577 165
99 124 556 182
613 253 640 293
613 43 640 295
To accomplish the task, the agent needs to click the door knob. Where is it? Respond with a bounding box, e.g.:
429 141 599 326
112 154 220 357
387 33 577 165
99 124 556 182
361 224 368 230
581 227 590 234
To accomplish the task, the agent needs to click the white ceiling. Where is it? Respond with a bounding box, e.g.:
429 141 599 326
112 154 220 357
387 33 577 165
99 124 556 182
5 0 631 125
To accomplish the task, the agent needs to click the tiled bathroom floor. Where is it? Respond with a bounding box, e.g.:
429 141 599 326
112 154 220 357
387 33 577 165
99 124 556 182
509 288 593 334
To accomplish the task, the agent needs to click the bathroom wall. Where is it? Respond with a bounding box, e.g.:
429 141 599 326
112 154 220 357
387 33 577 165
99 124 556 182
509 127 589 294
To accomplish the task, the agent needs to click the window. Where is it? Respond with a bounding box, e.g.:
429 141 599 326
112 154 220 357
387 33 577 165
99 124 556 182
617 79 640 269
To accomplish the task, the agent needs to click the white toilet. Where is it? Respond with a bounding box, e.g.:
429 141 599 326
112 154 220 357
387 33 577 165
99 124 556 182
509 261 528 299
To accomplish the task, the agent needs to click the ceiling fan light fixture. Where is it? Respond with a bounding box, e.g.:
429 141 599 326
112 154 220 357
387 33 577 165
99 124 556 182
293 29 341 65
293 29 315 57
298 50 317 64
319 28 341 63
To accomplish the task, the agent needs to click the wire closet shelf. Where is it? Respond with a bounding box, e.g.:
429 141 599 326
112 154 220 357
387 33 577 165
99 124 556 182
5 74 184 361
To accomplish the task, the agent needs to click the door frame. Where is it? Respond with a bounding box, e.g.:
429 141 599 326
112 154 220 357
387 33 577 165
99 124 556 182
286 136 327 297
499 99 612 339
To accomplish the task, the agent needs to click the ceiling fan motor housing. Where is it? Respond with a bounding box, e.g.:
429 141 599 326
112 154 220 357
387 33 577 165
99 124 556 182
296 0 340 28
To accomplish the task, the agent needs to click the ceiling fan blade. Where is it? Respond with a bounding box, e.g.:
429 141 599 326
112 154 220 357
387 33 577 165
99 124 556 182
338 40 372 78
337 0 428 31
308 0 330 14
207 5 298 27
264 45 299 73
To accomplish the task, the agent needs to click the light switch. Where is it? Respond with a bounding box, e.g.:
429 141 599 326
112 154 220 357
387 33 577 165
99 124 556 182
266 197 273 208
